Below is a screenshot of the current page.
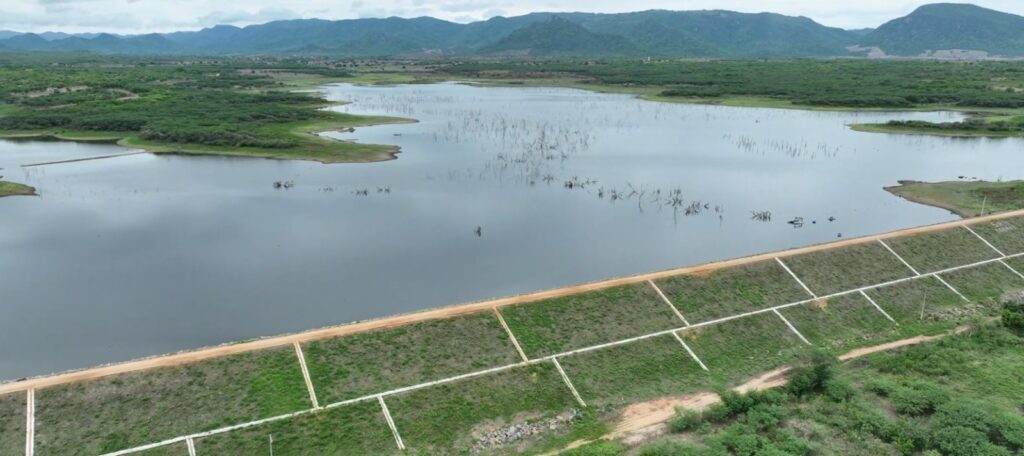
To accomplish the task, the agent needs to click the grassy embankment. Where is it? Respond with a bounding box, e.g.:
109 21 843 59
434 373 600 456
886 180 1024 217
4 217 1022 455
569 322 1024 456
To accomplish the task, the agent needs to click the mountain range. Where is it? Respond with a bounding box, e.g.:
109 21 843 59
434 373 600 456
1 3 1022 58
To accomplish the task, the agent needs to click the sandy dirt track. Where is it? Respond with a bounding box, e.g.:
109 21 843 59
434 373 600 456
1 209 1021 395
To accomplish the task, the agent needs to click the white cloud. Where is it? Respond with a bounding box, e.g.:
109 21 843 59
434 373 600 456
2 0 1024 33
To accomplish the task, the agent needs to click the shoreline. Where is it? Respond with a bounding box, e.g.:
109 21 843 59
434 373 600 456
884 180 972 218
2 207 1022 395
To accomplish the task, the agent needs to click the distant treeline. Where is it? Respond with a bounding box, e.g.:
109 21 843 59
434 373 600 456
447 60 1024 109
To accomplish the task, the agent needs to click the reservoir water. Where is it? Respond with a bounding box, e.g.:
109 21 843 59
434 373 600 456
2 82 1022 381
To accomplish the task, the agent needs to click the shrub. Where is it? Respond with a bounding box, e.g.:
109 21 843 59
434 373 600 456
1003 301 1024 331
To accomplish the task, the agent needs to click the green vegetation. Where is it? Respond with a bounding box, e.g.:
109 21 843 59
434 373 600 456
653 260 811 323
196 401 399 455
0 56 409 163
134 442 189 456
0 392 25 456
887 228 1001 273
867 276 979 335
782 242 915 295
857 116 1024 137
632 324 1024 456
500 284 680 358
1004 300 1024 331
972 216 1024 254
886 181 1024 218
387 363 579 454
558 335 710 407
680 312 810 385
303 312 520 404
446 60 1024 111
0 180 36 197
35 346 309 455
779 293 901 353
940 262 1024 307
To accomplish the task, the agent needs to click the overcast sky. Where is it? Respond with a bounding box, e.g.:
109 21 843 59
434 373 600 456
5 0 1024 34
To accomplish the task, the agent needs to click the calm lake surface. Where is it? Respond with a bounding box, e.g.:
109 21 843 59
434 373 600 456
2 82 1022 381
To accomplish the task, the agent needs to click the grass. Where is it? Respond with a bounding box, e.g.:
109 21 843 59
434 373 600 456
633 324 1024 456
0 392 25 456
778 293 901 354
134 442 188 456
653 260 811 323
886 227 1001 273
557 335 711 407
679 312 810 386
971 216 1024 255
302 312 521 404
851 122 1024 137
1007 256 1024 276
781 242 916 296
0 180 37 198
500 284 681 358
35 346 310 455
196 400 399 455
885 180 1024 217
866 276 978 335
940 262 1024 308
387 363 579 455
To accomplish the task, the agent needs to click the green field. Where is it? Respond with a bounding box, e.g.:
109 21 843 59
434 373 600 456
971 216 1024 254
940 262 1024 307
653 260 811 323
500 284 681 358
0 392 25 456
886 228 1001 273
558 336 711 407
779 293 901 353
866 276 977 335
387 364 579 455
303 312 520 404
781 242 915 295
34 346 309 455
197 401 399 455
680 312 810 385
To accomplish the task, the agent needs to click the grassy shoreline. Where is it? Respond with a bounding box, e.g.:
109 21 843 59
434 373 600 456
885 180 1024 217
0 180 36 197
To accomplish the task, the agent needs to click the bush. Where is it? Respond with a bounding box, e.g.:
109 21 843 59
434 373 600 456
786 354 836 397
1003 301 1024 331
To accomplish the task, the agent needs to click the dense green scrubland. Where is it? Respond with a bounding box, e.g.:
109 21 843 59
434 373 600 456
0 55 409 162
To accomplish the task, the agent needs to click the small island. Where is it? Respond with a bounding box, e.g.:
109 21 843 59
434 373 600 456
854 116 1024 138
886 179 1024 217
0 180 37 197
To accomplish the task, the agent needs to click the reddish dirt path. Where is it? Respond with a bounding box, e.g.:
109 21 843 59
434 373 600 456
1 210 1020 395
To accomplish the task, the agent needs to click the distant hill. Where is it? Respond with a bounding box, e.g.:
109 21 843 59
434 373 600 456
480 17 641 56
0 3 1021 58
861 3 1024 57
